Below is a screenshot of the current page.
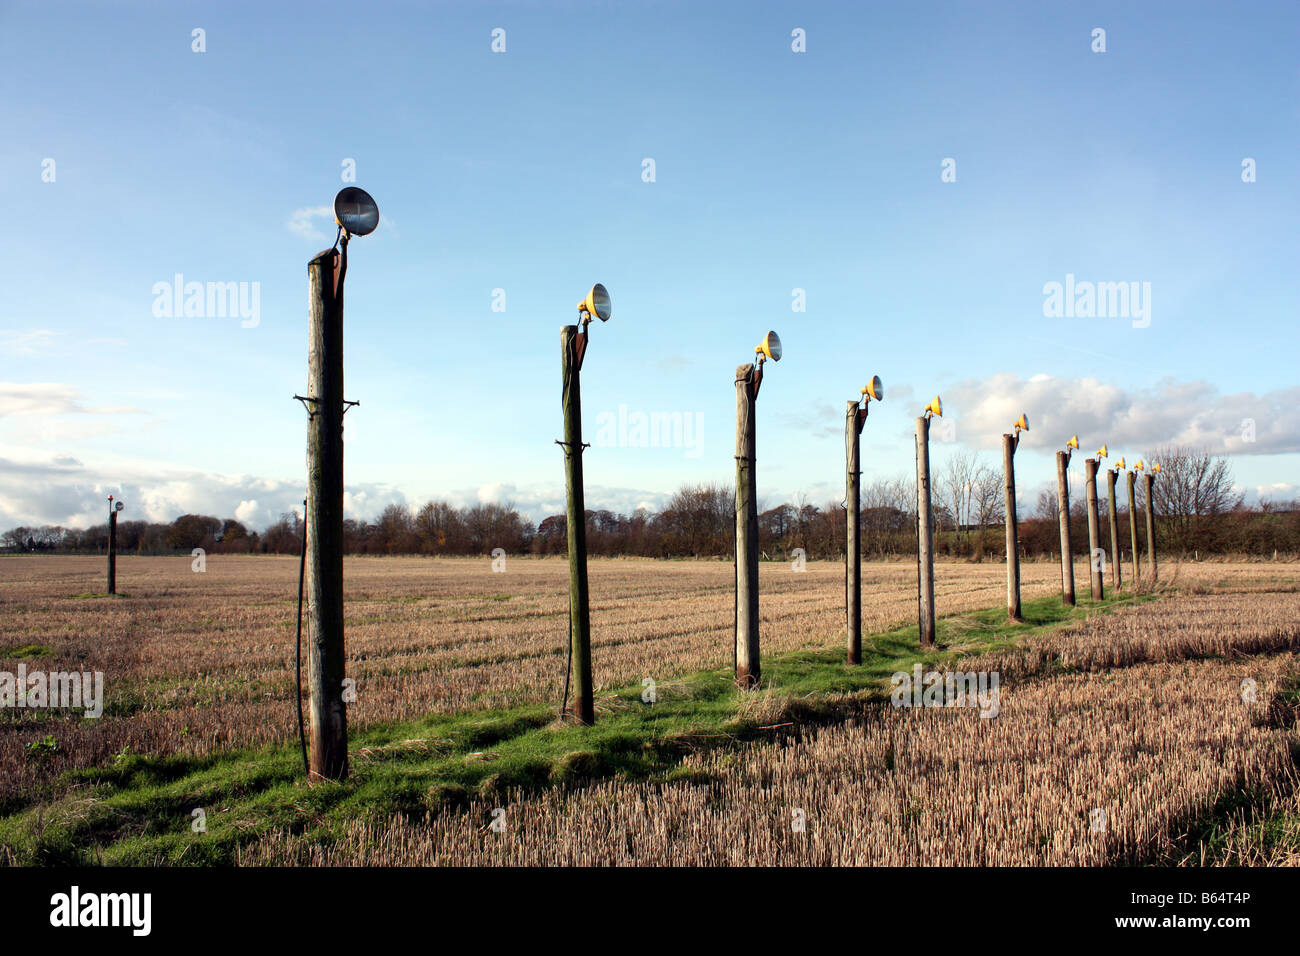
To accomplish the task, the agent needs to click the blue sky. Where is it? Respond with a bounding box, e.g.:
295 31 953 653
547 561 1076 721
2 0 1297 530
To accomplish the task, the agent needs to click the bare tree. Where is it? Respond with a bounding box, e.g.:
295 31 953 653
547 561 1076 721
971 466 1005 559
937 451 1000 553
1146 445 1243 551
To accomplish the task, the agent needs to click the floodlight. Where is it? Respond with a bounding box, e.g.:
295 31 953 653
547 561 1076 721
862 376 883 402
1097 444 1108 459
114 501 124 513
924 396 942 418
1066 435 1079 450
1013 413 1029 433
1152 462 1162 474
577 283 612 322
755 331 782 364
1134 460 1144 472
1115 456 1126 470
333 187 380 237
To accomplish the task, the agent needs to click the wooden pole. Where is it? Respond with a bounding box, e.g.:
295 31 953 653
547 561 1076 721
561 326 594 723
306 248 348 782
107 509 117 595
845 401 864 664
734 364 761 687
1002 434 1021 622
1085 458 1104 601
915 416 936 647
1107 468 1122 592
1144 473 1158 585
1056 450 1075 606
1127 470 1140 591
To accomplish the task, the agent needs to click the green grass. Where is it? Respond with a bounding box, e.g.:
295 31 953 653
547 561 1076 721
0 644 55 659
0 592 1151 866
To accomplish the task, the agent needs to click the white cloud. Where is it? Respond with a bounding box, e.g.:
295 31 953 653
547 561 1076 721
938 374 1300 457
0 456 406 531
287 205 334 240
0 383 142 418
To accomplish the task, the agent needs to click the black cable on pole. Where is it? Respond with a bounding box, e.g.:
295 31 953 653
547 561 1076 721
559 601 573 720
294 497 309 777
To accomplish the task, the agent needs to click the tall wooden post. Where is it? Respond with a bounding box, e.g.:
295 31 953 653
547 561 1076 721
1144 473 1158 585
306 248 348 781
561 326 595 723
915 417 936 647
1107 469 1122 592
845 401 865 664
1085 458 1104 601
1056 451 1075 606
734 364 761 687
1127 470 1140 591
1002 434 1021 622
107 508 117 595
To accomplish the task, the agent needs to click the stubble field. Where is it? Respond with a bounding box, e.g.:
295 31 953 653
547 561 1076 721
0 552 1093 797
1 554 1299 866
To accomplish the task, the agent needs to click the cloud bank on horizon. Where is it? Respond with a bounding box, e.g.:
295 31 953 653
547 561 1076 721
1 372 1294 532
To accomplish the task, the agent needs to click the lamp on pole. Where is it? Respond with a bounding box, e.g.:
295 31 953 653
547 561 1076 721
915 396 942 647
559 283 612 725
735 331 781 687
1057 435 1079 606
297 186 379 783
106 496 124 595
1107 457 1125 592
846 376 883 664
1003 414 1028 622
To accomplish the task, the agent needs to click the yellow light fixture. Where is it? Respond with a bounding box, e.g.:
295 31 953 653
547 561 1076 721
1066 435 1079 450
1134 460 1144 472
862 376 884 402
755 330 782 364
1152 462 1162 474
1013 413 1029 434
577 283 612 322
1096 444 1108 459
923 396 942 418
1115 456 1126 470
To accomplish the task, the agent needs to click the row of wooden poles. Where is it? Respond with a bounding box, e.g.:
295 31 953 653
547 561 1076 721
293 254 1161 777
931 425 1161 647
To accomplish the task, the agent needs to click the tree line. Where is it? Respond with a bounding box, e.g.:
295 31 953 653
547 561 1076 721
4 446 1297 560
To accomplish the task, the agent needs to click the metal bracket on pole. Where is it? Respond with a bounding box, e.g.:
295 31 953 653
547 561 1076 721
555 439 590 459
293 395 360 420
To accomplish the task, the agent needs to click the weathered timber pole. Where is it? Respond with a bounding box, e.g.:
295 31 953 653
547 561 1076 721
107 507 117 595
1107 468 1122 592
735 364 761 687
1003 433 1021 622
306 248 348 782
560 326 595 724
915 416 936 647
1085 458 1104 601
845 401 865 663
1144 472 1159 585
1127 470 1140 591
1056 450 1075 606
